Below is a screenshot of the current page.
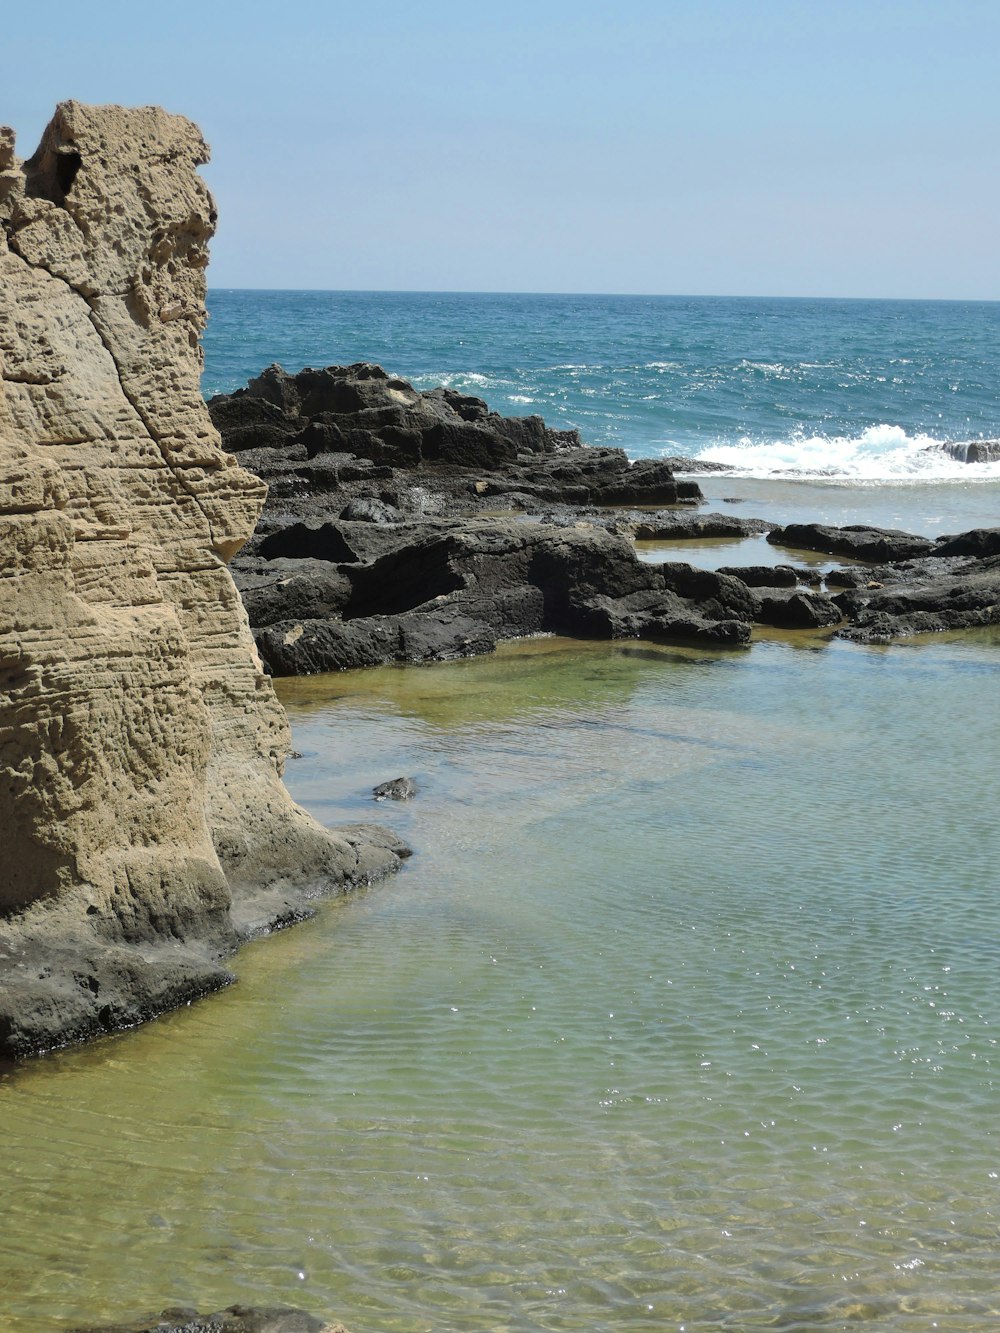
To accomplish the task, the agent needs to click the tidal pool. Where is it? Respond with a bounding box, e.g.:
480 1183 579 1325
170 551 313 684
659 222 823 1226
3 628 1000 1331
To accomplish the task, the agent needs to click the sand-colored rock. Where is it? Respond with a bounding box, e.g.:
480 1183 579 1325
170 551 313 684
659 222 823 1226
0 103 405 1058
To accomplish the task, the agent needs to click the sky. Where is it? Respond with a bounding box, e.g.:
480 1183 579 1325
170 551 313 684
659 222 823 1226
3 0 999 299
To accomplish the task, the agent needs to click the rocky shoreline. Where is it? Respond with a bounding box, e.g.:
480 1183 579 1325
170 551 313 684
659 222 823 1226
209 362 1000 672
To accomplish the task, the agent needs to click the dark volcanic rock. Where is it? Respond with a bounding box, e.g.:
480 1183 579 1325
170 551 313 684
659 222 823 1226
630 512 774 541
210 364 704 515
934 440 1000 465
836 555 1000 641
933 527 1000 558
716 564 799 587
207 365 784 667
374 777 417 801
753 588 843 629
247 522 753 673
658 455 734 473
213 364 998 662
767 523 937 563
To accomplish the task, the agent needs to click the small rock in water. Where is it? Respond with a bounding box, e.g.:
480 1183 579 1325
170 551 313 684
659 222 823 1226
373 776 417 801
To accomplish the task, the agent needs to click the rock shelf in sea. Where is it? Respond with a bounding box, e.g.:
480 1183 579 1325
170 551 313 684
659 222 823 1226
0 104 406 1061
210 363 1000 672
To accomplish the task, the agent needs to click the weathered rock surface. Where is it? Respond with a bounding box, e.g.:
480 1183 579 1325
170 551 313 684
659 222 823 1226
767 523 937 563
210 361 705 517
209 364 1000 657
0 104 405 1059
209 366 803 669
239 518 755 675
832 553 1000 641
629 512 774 541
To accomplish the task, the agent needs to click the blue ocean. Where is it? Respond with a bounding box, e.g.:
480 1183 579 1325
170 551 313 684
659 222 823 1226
4 292 1000 1333
204 290 1000 482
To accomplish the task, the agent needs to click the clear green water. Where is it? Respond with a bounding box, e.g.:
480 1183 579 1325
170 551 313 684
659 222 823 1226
3 618 1000 1331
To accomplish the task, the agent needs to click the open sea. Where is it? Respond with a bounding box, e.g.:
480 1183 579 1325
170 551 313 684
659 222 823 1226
3 293 1000 1332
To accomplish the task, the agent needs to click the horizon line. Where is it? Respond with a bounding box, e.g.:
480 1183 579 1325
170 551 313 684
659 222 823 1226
205 287 1000 305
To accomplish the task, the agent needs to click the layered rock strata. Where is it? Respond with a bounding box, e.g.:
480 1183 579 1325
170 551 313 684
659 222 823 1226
0 104 404 1059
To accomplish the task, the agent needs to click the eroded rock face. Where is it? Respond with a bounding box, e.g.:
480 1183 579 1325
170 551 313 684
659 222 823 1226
0 103 404 1058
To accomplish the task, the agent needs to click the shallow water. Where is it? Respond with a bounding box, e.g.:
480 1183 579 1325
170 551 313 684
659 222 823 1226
11 287 1000 1328
3 613 1000 1331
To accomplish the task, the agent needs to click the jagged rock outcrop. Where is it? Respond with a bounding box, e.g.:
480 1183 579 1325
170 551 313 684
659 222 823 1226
0 103 405 1059
208 365 785 669
210 361 704 512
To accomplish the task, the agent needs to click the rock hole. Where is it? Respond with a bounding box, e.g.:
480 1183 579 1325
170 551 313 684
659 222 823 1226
55 149 82 196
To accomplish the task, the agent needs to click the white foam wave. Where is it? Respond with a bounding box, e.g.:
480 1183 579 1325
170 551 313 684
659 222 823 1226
691 425 1000 482
433 371 497 390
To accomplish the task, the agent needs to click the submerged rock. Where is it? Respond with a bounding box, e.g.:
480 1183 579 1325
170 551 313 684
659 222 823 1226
0 104 406 1059
71 1306 347 1333
373 776 417 801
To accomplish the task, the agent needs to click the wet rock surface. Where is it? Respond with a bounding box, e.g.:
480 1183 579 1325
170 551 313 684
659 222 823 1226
766 522 938 563
374 776 417 801
212 365 770 667
209 366 1000 664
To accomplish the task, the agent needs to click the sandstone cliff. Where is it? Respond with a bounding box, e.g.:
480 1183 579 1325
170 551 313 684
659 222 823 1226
0 103 404 1059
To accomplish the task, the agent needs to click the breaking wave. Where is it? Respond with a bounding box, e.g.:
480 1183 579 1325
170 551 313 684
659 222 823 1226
691 424 1000 481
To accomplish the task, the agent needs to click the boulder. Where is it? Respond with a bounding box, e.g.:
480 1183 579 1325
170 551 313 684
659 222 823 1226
933 440 1000 465
932 527 1000 558
630 512 774 541
716 564 799 587
767 523 936 562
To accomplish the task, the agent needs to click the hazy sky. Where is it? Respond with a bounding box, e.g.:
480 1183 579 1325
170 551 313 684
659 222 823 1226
4 0 999 298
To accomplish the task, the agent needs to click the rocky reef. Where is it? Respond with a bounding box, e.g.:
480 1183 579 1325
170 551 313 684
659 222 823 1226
209 363 1000 671
212 364 831 672
0 104 405 1059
